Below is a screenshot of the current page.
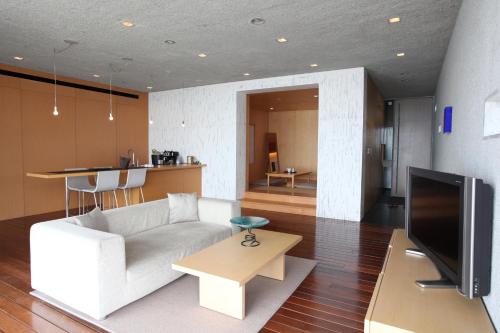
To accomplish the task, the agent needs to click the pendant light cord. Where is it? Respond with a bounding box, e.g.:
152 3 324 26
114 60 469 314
109 73 113 115
53 48 57 108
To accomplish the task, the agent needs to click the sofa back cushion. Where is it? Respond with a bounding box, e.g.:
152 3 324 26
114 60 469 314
104 199 170 236
74 207 109 232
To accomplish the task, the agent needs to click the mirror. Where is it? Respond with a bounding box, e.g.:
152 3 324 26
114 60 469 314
266 133 280 172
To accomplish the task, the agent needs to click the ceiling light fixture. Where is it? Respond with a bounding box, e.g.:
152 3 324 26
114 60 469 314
314 95 318 98
13 56 24 61
93 74 100 78
198 53 207 58
269 107 274 110
250 18 265 25
309 63 318 68
147 86 153 90
276 37 288 43
164 40 176 44
388 17 401 24
121 20 135 27
243 73 250 76
396 52 405 57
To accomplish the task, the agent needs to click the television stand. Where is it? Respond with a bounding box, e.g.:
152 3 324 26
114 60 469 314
404 248 456 289
365 229 494 333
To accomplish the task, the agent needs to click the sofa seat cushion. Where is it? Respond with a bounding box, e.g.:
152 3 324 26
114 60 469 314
124 222 231 282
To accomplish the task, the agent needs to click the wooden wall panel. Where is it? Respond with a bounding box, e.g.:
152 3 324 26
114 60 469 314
248 109 269 182
22 88 77 216
0 64 148 219
362 77 384 213
0 79 24 220
268 110 318 178
75 92 117 168
117 101 148 164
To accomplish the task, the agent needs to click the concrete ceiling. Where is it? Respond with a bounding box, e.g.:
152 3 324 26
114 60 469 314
0 0 461 97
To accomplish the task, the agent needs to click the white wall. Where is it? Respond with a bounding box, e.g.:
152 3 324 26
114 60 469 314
149 68 366 221
433 0 500 327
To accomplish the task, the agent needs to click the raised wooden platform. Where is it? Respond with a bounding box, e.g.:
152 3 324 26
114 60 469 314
241 192 316 216
365 229 495 333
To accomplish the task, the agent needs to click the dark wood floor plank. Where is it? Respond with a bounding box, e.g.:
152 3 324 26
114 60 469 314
0 296 67 333
0 309 36 333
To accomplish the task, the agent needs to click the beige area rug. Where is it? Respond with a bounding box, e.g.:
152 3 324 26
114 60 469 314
32 256 316 333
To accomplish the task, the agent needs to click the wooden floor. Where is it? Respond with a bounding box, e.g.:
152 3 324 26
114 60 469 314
0 199 401 333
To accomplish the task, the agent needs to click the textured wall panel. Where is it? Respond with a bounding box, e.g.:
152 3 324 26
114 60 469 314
149 68 366 221
433 0 500 326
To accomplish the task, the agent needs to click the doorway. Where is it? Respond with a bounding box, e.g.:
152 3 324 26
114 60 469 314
245 88 318 199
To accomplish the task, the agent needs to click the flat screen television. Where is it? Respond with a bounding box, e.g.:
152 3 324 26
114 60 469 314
405 167 492 298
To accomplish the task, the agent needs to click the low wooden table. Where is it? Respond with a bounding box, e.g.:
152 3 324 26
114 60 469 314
172 229 302 319
266 171 312 189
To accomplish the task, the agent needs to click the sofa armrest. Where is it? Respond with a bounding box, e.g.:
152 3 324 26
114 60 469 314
198 197 241 234
30 221 126 319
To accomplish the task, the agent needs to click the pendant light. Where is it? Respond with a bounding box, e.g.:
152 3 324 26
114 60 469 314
147 79 154 125
52 48 59 116
108 72 114 121
51 40 78 117
181 82 186 127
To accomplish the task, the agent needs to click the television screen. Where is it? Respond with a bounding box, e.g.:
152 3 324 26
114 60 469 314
410 174 461 277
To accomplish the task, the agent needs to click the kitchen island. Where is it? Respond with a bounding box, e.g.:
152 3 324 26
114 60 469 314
27 164 205 216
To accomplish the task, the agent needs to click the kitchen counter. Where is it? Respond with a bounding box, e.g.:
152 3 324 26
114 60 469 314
26 164 206 216
26 164 206 179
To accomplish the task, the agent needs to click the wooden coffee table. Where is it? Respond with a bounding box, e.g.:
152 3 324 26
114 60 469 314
172 229 302 319
266 171 312 189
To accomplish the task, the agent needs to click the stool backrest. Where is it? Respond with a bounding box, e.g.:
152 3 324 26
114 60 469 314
95 170 121 192
65 168 91 188
125 168 147 188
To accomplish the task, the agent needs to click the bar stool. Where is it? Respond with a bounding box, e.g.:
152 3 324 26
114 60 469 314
65 168 93 215
80 170 121 209
118 168 147 206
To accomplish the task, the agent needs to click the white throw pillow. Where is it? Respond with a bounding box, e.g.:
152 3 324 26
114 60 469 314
168 193 199 224
74 207 109 232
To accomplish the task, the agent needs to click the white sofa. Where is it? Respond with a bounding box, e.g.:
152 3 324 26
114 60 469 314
30 197 240 320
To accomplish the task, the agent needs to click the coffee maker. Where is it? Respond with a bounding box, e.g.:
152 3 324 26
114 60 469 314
162 151 179 165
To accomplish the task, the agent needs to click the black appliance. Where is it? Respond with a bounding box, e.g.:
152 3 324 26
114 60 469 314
405 167 493 298
162 151 179 165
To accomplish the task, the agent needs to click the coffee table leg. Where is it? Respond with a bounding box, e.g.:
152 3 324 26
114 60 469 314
258 254 285 280
199 276 245 319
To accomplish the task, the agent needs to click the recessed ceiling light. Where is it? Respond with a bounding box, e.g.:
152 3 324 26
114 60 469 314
92 74 100 78
314 95 318 98
198 53 207 58
164 40 176 44
13 56 24 61
243 73 250 76
388 17 401 24
396 52 405 57
276 37 288 43
250 18 265 25
269 107 274 110
121 20 135 27
309 63 318 68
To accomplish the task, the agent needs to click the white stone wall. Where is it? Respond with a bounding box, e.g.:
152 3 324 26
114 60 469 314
149 67 366 221
433 0 500 327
